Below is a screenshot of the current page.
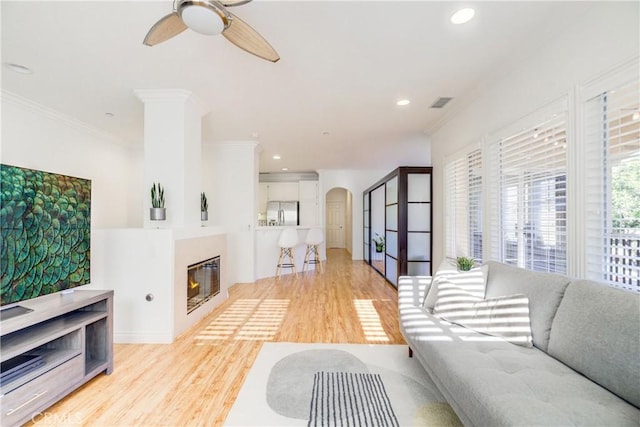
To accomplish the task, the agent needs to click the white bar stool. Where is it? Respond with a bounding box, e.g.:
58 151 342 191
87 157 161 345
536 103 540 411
303 228 324 273
276 228 299 278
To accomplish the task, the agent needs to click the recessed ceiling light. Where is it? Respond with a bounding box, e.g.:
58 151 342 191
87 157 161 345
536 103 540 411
396 99 410 106
273 155 281 160
281 167 289 171
451 8 475 25
5 63 33 74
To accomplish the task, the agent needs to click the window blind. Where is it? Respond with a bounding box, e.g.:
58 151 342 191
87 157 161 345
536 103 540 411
444 149 483 261
488 110 568 273
585 79 640 293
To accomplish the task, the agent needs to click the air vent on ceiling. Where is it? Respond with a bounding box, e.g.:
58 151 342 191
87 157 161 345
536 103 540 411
430 97 453 109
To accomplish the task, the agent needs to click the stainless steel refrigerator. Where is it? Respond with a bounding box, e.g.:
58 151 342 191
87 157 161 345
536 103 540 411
266 201 299 226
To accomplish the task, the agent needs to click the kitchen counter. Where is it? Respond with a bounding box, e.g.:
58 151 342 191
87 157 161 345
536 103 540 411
255 225 314 230
255 226 325 279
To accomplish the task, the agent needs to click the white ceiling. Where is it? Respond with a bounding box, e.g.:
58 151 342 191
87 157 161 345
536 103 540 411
1 1 600 173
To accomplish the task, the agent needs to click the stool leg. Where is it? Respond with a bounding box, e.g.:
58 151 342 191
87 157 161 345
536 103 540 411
285 247 298 278
276 248 285 278
303 245 312 272
277 247 298 278
303 245 323 273
314 245 324 273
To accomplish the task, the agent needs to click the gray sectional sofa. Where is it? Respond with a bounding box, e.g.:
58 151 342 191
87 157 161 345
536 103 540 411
398 261 640 426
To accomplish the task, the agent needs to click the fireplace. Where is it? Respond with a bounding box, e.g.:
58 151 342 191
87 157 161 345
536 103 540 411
187 256 220 313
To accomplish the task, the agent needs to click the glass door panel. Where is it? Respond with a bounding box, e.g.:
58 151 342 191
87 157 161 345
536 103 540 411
371 185 385 275
385 231 398 258
386 256 398 286
408 232 430 260
386 176 398 204
408 203 431 231
363 194 370 262
386 205 398 230
408 261 431 276
408 173 431 202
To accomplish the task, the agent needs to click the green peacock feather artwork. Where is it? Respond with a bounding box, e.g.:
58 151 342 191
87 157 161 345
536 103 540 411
0 164 91 305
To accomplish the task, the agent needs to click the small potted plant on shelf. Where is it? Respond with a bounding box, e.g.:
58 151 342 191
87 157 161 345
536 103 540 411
150 182 166 221
373 233 385 253
456 256 475 271
201 192 208 221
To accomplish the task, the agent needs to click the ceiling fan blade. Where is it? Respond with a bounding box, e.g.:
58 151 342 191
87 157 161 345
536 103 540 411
223 12 280 62
220 0 253 7
143 12 187 46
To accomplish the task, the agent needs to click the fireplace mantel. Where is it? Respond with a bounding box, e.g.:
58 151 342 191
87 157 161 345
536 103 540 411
90 227 228 343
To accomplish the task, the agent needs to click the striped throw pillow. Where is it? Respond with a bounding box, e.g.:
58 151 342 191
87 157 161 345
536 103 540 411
433 278 533 347
423 263 488 312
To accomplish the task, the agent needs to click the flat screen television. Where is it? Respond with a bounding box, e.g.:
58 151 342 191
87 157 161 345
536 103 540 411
0 164 91 316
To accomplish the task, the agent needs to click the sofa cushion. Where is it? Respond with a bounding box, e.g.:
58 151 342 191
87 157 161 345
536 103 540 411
405 309 640 426
547 280 640 408
423 260 487 312
484 261 570 351
433 278 533 347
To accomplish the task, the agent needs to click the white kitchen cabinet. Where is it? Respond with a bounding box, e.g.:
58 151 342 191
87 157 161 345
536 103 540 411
258 182 269 214
299 181 320 226
265 182 299 201
299 180 318 199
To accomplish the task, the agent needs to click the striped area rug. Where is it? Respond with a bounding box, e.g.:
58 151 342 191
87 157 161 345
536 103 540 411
308 371 399 427
224 343 462 426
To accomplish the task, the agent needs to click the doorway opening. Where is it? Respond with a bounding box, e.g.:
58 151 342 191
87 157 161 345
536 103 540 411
325 187 353 254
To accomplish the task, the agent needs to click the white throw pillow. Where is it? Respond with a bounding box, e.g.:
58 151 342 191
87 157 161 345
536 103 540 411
422 262 487 312
433 278 533 347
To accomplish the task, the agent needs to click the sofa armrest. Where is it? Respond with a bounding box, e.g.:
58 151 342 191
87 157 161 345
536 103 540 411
398 276 432 308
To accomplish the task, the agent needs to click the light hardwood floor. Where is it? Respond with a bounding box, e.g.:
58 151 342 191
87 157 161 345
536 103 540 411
31 249 406 426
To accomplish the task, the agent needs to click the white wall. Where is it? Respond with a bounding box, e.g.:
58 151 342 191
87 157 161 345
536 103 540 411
202 141 258 284
1 92 136 229
319 169 388 260
429 2 640 269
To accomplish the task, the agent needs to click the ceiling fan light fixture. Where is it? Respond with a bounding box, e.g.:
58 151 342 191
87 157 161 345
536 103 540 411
451 8 475 25
180 1 228 35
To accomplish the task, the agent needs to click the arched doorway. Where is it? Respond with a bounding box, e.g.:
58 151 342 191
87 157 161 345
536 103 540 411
325 187 353 254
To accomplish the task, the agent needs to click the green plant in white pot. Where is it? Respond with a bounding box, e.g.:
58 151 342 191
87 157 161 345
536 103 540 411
201 192 208 221
456 256 475 271
373 233 385 253
150 182 166 220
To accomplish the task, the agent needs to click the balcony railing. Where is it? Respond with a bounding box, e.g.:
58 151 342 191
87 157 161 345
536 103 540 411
607 230 640 293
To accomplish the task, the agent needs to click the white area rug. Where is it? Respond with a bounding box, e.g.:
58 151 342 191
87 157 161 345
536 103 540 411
224 342 461 426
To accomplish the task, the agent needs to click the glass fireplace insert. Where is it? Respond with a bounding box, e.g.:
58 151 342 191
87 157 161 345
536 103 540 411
187 256 220 313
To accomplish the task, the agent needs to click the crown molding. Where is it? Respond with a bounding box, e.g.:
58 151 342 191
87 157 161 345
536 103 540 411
1 90 130 148
133 89 209 117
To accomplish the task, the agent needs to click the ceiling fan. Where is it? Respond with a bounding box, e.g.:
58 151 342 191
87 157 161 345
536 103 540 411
143 0 279 62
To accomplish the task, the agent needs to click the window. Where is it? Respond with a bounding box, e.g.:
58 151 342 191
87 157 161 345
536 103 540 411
585 79 640 293
487 105 568 273
445 149 483 261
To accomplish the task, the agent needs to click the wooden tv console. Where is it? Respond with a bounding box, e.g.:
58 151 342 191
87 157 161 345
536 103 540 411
0 290 113 426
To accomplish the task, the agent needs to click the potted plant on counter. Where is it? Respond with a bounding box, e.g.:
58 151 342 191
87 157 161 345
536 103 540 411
201 192 208 221
150 182 166 220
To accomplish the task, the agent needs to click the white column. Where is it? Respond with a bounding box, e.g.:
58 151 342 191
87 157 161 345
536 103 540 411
134 89 208 229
